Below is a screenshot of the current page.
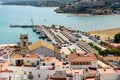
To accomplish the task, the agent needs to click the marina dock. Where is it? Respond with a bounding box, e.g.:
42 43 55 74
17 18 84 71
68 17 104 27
9 24 80 44
10 24 36 28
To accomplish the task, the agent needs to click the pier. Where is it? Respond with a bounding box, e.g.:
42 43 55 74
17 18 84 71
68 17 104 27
9 24 80 44
10 24 36 28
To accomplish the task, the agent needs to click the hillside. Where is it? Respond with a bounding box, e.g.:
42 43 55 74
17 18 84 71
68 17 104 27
1 0 75 7
55 0 120 15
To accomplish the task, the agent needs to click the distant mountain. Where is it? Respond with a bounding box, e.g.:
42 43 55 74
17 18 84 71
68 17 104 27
1 0 75 7
55 0 120 15
1 0 75 3
1 0 36 2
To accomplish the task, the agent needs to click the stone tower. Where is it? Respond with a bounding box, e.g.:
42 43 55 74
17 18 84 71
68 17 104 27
20 34 29 54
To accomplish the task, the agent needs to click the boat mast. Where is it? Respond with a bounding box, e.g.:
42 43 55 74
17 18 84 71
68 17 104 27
31 19 34 26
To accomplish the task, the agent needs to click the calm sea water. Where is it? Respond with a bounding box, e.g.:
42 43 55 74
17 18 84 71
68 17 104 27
0 5 120 44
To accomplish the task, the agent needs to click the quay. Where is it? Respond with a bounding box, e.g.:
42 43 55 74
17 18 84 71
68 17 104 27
10 24 37 28
60 30 78 43
9 24 78 44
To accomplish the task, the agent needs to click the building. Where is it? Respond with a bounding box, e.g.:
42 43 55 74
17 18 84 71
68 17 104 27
115 69 120 80
20 34 29 55
39 57 66 70
104 56 120 68
48 69 84 80
97 69 118 80
9 53 67 80
0 60 13 80
66 69 83 80
104 42 120 50
9 53 39 66
29 40 61 60
67 50 98 69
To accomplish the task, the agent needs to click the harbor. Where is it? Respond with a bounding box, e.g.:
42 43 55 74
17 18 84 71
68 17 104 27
10 24 79 44
9 24 101 54
9 23 113 69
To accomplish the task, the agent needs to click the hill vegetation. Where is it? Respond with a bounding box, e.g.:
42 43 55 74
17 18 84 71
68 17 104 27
55 0 120 15
1 0 75 7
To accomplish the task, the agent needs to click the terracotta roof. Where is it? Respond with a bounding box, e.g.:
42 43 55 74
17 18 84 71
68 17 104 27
0 61 10 71
0 78 8 80
98 69 116 74
68 53 97 62
66 69 83 75
109 43 120 47
29 40 54 52
49 75 66 80
10 54 38 59
44 57 59 62
10 54 23 58
27 54 38 58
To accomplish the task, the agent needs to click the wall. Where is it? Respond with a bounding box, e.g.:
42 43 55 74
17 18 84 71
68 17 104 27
31 46 61 60
91 61 98 67
100 73 117 80
30 46 55 57
8 66 56 80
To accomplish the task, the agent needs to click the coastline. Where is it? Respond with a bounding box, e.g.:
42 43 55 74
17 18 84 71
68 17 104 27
87 27 120 41
1 4 120 16
67 13 120 17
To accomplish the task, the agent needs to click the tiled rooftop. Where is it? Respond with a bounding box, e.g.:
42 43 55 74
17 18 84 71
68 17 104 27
66 69 83 75
29 40 54 52
10 54 38 59
68 53 97 62
44 57 59 62
98 69 116 74
0 61 10 71
0 78 8 80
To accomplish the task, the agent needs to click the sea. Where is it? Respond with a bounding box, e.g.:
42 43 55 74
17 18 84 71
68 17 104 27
0 5 120 44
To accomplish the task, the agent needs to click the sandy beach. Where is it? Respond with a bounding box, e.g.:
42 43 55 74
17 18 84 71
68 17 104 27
87 27 120 41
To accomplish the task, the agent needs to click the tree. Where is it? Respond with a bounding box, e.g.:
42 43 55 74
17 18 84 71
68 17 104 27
114 32 120 43
27 72 34 80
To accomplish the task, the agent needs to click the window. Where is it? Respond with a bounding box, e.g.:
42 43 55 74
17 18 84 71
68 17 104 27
83 62 85 65
76 62 79 65
88 62 91 65
23 41 26 47
80 62 82 65
74 62 76 65
38 74 40 78
52 63 54 66
24 37 28 39
43 63 45 66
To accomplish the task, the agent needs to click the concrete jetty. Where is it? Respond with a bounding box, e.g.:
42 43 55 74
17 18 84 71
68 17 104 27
9 24 79 44
10 24 34 28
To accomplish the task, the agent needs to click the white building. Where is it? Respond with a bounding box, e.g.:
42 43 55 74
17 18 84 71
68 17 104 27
9 53 39 66
97 69 118 80
66 69 83 80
